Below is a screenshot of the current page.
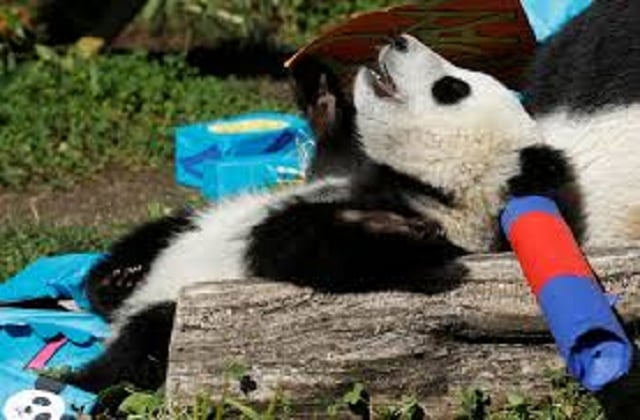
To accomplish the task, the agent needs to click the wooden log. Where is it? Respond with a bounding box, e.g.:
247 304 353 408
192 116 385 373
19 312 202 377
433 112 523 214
166 248 640 417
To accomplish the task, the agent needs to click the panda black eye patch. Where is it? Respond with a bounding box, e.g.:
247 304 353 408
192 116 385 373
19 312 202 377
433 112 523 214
432 76 471 105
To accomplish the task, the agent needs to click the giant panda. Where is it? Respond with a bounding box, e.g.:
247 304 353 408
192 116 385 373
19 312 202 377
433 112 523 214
524 0 640 248
66 35 582 399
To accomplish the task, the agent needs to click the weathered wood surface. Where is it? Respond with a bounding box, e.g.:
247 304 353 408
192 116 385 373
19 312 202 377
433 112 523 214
166 248 640 418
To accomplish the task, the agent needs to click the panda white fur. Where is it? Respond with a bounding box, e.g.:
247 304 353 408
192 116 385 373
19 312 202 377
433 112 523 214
67 34 581 399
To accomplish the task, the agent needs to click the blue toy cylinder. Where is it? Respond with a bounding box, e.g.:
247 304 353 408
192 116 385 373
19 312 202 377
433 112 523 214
501 195 633 391
537 275 632 390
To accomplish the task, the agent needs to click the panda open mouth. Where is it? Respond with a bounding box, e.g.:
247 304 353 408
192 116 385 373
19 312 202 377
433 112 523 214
367 61 398 99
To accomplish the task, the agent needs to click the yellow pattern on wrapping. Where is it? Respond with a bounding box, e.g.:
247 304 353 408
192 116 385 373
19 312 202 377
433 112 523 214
208 119 290 135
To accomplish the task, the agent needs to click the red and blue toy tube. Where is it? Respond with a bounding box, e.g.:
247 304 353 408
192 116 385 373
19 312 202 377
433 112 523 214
501 195 633 391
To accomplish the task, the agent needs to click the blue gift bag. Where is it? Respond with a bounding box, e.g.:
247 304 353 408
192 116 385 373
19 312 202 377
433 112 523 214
0 255 110 418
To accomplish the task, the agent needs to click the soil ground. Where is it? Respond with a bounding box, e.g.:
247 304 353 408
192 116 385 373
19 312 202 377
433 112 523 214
0 166 201 227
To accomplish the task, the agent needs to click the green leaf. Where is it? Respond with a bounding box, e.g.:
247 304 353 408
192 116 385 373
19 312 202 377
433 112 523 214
140 0 165 21
119 391 164 416
343 383 366 406
34 44 59 62
225 360 250 380
224 398 262 420
506 393 526 408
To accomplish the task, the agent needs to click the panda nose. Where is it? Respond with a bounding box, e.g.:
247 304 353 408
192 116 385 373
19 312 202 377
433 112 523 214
391 35 409 52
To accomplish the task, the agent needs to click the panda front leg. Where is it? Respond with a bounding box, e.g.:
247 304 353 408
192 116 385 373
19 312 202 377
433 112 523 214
508 145 585 242
246 200 468 293
84 210 195 318
66 301 175 395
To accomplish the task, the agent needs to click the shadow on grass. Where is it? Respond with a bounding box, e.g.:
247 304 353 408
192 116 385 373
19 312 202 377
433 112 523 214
185 40 295 79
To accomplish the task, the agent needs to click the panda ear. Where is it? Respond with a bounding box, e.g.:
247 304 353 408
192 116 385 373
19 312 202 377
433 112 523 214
290 57 351 112
35 376 66 395
290 56 362 178
318 73 330 96
309 74 337 131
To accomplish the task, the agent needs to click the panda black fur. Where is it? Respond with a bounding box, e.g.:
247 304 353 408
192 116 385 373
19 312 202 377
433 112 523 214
67 35 582 397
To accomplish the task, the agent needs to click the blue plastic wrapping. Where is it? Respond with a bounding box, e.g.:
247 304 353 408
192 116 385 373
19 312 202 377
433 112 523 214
202 151 303 201
0 308 109 371
520 0 593 42
0 253 104 312
0 307 107 415
0 255 110 416
175 112 315 199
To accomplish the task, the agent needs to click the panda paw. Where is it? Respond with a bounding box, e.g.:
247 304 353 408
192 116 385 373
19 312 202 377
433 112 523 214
337 209 444 239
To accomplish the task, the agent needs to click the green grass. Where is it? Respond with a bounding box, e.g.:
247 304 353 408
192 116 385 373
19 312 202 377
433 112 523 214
0 222 128 280
0 53 295 189
455 371 603 420
101 372 603 419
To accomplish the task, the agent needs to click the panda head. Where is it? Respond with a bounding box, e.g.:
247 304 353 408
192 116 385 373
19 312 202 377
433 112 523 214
354 34 541 192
